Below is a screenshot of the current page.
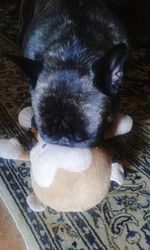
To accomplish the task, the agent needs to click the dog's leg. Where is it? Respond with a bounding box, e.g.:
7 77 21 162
104 113 133 139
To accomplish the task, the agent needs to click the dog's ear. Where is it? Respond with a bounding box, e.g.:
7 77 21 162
6 55 43 89
92 43 128 97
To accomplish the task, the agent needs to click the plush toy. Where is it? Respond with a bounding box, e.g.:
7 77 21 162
0 107 133 212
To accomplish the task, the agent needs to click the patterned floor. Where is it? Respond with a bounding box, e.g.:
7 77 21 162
0 2 150 250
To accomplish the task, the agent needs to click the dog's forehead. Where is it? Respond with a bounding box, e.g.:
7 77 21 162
83 92 110 133
36 67 94 89
33 70 109 106
32 69 110 133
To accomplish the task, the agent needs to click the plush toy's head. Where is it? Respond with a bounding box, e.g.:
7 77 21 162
30 140 111 212
30 138 92 188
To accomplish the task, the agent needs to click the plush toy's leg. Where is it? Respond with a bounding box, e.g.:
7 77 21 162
104 113 133 139
110 162 124 185
26 192 46 212
18 106 33 129
0 138 29 161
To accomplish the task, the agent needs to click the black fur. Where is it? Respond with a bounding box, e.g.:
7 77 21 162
14 0 128 147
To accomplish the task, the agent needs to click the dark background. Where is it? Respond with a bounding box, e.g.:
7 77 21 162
1 0 150 48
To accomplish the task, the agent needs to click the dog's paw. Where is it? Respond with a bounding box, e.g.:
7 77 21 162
26 192 46 212
110 162 124 185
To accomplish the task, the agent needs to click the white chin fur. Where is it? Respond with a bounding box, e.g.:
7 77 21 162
30 141 92 188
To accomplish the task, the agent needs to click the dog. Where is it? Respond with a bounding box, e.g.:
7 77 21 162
12 0 128 148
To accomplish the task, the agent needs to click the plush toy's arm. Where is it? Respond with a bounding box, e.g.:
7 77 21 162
0 107 33 161
18 107 40 140
0 138 30 161
18 106 33 129
18 107 133 141
104 113 133 139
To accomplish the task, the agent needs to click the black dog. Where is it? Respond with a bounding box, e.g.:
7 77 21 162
12 0 128 147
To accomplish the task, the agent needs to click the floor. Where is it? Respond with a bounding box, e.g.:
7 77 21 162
0 198 26 250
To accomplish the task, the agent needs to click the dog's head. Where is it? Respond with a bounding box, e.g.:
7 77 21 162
10 43 128 147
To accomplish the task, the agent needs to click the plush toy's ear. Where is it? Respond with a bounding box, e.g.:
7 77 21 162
6 55 43 89
93 43 128 97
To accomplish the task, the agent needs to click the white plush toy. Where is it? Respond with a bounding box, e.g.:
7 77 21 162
0 107 133 212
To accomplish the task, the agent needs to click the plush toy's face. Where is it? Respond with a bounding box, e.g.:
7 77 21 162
30 139 92 188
